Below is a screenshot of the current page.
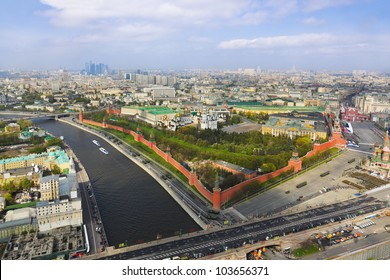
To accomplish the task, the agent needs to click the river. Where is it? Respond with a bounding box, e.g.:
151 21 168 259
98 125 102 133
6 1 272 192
27 119 200 247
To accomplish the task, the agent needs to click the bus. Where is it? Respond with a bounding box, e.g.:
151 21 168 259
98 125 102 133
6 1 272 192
320 171 330 177
296 182 307 188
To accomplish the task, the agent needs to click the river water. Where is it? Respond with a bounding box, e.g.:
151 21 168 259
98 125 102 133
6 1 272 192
21 118 200 246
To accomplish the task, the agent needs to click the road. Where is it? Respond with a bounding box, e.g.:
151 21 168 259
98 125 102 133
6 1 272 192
344 121 384 153
93 197 385 260
67 146 106 254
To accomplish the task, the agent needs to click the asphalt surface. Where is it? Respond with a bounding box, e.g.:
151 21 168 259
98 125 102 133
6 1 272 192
344 121 384 154
71 147 106 254
98 197 385 260
233 150 364 218
222 123 262 134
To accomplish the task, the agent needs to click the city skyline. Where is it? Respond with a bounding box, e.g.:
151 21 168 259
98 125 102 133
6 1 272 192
1 0 390 71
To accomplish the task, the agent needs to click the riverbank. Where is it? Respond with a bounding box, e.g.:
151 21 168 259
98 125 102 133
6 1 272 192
57 118 207 230
64 144 107 252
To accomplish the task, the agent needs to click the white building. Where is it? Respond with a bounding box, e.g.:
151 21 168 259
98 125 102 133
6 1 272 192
144 86 176 100
200 107 218 130
36 173 82 232
166 114 193 131
354 93 390 114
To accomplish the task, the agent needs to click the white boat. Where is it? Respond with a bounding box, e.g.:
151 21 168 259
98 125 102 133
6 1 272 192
92 140 100 146
99 147 109 154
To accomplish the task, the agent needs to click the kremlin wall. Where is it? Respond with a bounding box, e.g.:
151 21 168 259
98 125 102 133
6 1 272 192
79 110 346 210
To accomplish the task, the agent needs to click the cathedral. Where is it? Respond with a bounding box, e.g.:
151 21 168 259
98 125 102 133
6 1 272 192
369 131 390 178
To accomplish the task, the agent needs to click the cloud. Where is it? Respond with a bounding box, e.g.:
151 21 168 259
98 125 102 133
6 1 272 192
218 33 390 62
39 0 249 27
218 33 336 49
38 0 307 28
301 0 355 12
302 17 325 25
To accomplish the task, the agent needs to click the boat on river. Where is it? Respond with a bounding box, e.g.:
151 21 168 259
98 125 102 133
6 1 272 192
92 140 100 146
99 147 108 154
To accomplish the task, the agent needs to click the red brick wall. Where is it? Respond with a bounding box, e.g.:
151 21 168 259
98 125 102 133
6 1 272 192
106 123 125 132
193 179 213 201
220 165 292 203
213 188 221 209
83 119 104 127
152 145 167 158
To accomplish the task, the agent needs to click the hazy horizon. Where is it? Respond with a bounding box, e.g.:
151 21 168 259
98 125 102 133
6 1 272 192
1 0 389 72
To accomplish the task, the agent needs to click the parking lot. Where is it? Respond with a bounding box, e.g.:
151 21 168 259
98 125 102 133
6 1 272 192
302 213 390 259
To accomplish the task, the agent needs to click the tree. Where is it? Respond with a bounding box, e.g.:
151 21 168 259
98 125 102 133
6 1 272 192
230 115 241 125
196 162 217 191
295 136 312 157
17 119 33 130
51 164 61 174
260 163 276 174
19 177 32 191
4 193 13 204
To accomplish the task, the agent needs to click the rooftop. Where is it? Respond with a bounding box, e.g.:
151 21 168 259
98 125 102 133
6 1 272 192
215 160 255 175
0 149 69 166
265 116 327 132
234 104 325 112
123 106 179 115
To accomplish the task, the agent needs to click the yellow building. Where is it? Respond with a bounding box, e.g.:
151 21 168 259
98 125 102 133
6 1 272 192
234 104 325 115
0 148 70 173
40 175 60 201
262 112 328 141
304 99 321 107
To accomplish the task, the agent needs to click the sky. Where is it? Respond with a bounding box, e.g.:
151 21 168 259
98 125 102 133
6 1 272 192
0 0 389 71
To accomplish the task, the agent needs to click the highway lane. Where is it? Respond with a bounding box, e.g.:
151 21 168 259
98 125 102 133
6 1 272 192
99 197 385 260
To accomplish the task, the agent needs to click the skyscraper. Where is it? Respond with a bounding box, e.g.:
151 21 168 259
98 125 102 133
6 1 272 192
84 61 108 75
